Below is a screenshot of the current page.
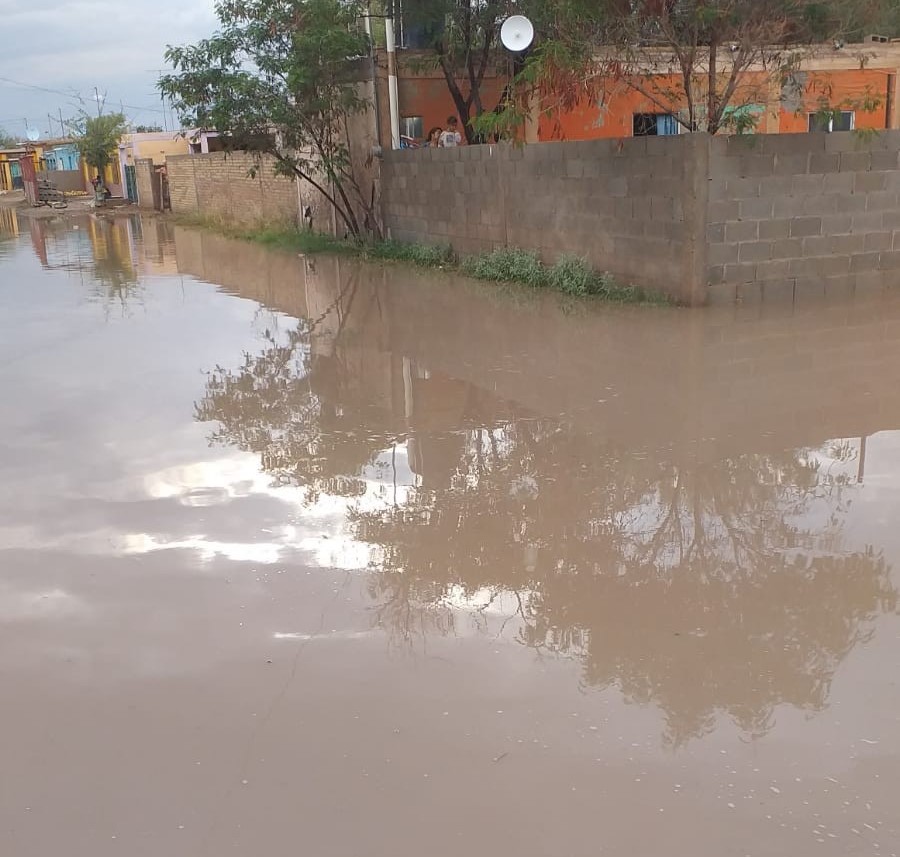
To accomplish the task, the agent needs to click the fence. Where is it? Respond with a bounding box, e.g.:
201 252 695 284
381 131 900 305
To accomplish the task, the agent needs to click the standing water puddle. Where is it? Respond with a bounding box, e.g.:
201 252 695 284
1 210 899 856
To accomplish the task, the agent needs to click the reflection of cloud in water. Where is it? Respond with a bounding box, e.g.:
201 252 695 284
62 448 416 569
0 584 89 623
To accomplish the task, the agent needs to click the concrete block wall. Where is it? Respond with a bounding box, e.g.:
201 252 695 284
37 170 85 193
383 131 900 305
382 136 706 303
166 152 301 227
707 131 900 303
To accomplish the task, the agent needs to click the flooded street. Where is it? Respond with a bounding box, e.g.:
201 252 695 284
2 210 900 857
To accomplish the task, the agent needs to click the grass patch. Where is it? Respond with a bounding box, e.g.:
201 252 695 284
364 239 454 267
461 248 545 287
172 214 668 305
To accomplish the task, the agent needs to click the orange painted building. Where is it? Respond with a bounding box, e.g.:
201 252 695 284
383 41 900 144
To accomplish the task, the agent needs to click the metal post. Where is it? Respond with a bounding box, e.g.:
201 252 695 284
385 2 400 149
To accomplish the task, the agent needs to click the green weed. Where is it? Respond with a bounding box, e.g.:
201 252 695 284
172 215 667 305
461 247 545 287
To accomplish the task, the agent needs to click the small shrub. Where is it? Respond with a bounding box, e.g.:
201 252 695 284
368 239 454 267
547 255 595 296
462 248 545 287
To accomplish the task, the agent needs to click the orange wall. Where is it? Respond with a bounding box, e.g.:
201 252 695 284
533 68 892 140
397 73 507 141
778 69 891 133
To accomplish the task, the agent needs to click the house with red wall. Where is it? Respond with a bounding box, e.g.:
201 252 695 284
374 38 900 146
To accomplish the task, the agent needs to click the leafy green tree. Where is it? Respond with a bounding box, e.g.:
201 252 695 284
70 112 127 175
0 129 19 148
159 0 377 238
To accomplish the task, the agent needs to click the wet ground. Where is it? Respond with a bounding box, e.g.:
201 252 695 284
1 210 899 856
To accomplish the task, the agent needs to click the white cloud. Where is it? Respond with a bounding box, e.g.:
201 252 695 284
0 0 218 135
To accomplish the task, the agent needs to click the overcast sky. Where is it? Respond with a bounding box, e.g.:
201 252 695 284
0 0 218 140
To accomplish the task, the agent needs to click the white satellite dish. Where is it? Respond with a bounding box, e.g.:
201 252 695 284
500 15 534 52
26 127 40 142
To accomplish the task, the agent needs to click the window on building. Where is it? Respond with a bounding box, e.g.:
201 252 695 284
722 103 765 134
400 116 423 140
808 111 855 133
633 113 680 136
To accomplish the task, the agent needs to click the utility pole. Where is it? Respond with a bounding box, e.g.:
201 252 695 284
59 108 65 137
94 87 104 117
385 1 400 149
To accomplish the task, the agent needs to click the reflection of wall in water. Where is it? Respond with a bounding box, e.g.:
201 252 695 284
0 206 19 238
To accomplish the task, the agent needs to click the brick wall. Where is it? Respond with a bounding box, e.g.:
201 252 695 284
707 131 900 303
382 136 707 303
166 152 301 227
383 131 900 305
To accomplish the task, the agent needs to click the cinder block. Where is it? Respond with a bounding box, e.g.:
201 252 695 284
756 259 791 281
740 197 774 219
851 212 884 232
725 177 761 199
707 223 725 243
709 243 738 266
825 133 868 153
739 241 773 262
738 154 776 177
801 195 838 215
839 151 871 172
831 233 866 254
708 200 741 222
759 218 793 240
723 262 758 283
773 153 812 175
880 249 900 268
850 252 881 272
867 191 898 212
708 265 726 286
792 174 825 195
726 220 760 242
772 238 803 259
820 214 852 234
790 217 822 238
865 232 894 252
803 235 833 257
773 196 807 217
808 153 841 174
856 172 887 193
869 151 900 171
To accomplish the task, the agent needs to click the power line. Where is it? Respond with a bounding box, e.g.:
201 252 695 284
0 74 168 115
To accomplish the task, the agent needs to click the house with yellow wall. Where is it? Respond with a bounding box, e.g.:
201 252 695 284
0 146 41 192
117 131 192 201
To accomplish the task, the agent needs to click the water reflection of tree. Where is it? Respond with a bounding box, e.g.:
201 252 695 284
192 281 895 745
354 429 895 746
194 276 385 501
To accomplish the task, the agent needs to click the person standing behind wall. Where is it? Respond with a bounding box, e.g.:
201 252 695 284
439 116 463 147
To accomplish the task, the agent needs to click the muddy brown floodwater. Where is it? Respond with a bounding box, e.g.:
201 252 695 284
2 210 900 857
